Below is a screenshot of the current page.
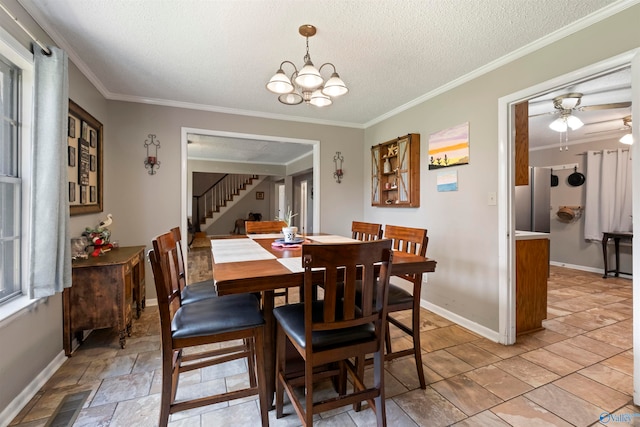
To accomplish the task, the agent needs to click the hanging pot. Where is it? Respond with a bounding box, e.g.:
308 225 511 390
550 169 559 187
567 166 585 187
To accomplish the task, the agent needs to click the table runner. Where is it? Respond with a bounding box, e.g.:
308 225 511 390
308 235 360 243
247 233 283 239
210 238 277 263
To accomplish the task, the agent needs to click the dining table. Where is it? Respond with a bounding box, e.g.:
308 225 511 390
207 233 437 406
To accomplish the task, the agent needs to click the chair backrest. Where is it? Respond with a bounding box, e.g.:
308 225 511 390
148 246 182 329
351 221 383 241
245 220 288 234
302 239 393 351
153 231 186 295
170 226 187 287
383 224 428 282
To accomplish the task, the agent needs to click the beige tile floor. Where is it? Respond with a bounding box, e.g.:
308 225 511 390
9 266 638 426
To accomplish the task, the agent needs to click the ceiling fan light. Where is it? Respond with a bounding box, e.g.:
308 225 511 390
620 133 634 145
566 115 584 130
322 73 348 97
266 69 294 94
560 97 580 109
294 60 323 89
549 117 568 132
278 92 304 105
309 89 332 107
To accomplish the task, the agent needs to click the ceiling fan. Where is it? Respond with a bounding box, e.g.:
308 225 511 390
534 92 632 132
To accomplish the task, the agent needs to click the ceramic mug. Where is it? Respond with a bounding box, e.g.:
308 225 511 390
282 226 298 242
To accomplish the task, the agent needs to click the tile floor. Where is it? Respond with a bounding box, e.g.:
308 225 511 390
8 266 638 426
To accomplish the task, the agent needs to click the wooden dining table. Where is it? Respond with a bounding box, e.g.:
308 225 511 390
207 233 437 405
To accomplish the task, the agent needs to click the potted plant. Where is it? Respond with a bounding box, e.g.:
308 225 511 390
277 207 298 242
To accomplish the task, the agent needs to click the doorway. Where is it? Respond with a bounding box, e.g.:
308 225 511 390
498 49 639 401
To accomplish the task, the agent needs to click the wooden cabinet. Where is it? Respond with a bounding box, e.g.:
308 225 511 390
515 101 529 186
371 134 420 207
64 246 146 356
515 237 549 335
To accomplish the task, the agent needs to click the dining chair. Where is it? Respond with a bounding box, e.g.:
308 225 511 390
351 221 383 241
245 220 288 234
149 242 269 427
382 224 429 389
245 220 291 303
159 228 217 304
273 239 393 426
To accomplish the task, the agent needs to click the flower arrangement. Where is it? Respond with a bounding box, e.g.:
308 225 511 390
276 207 298 227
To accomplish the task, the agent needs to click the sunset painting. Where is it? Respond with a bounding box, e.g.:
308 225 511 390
428 122 469 170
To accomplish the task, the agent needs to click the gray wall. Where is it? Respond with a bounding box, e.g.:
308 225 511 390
363 5 640 332
529 137 632 273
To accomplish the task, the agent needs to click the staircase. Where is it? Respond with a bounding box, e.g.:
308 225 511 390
192 174 263 232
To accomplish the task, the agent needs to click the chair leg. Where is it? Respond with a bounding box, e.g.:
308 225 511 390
275 323 286 419
254 327 270 427
246 338 257 388
373 349 387 427
353 356 364 411
384 321 392 355
159 349 174 427
305 359 314 427
412 308 426 389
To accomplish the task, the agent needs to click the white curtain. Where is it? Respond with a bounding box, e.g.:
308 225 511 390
29 45 71 298
584 148 633 241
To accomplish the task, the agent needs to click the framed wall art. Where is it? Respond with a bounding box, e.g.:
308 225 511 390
428 122 470 170
68 99 103 215
256 191 265 200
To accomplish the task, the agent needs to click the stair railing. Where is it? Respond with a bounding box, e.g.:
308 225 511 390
192 174 258 232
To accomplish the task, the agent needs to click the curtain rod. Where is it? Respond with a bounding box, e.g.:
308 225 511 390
576 149 630 155
0 2 51 55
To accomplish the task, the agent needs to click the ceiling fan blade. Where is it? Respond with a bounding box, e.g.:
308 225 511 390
580 102 632 111
585 127 627 135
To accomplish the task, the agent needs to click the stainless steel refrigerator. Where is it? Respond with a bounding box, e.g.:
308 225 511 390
515 167 551 233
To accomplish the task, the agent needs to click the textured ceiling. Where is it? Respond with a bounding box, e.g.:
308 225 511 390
19 0 630 129
16 0 635 163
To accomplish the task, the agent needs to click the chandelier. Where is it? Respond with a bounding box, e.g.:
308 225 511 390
266 25 348 107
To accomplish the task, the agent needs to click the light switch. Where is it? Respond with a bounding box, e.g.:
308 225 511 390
488 192 497 205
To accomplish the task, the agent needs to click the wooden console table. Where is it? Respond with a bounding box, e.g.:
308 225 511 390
64 246 146 356
602 231 633 278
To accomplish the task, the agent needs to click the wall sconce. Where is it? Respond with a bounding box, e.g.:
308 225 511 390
333 151 344 183
143 134 160 175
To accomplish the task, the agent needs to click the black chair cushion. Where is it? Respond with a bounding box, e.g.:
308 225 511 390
182 279 217 305
387 283 413 305
353 280 414 306
273 301 375 350
172 293 263 339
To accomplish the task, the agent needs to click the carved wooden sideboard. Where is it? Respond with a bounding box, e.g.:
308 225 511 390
64 246 146 356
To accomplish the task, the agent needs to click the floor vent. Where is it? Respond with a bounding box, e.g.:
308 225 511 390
44 390 91 427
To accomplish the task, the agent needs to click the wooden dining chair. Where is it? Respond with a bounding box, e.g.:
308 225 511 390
352 221 383 241
273 239 394 426
245 219 291 302
149 241 269 427
245 220 288 234
158 228 217 304
383 224 429 389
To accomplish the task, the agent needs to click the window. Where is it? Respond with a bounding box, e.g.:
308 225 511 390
0 53 21 304
0 27 33 312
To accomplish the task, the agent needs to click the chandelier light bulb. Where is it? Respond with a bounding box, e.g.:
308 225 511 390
294 60 323 89
322 72 348 97
266 69 294 94
309 89 332 107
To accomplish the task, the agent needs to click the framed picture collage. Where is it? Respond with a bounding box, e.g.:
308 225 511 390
68 99 103 215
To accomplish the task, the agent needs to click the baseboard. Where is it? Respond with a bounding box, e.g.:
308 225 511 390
420 299 501 343
550 261 632 280
0 350 67 427
145 298 157 307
